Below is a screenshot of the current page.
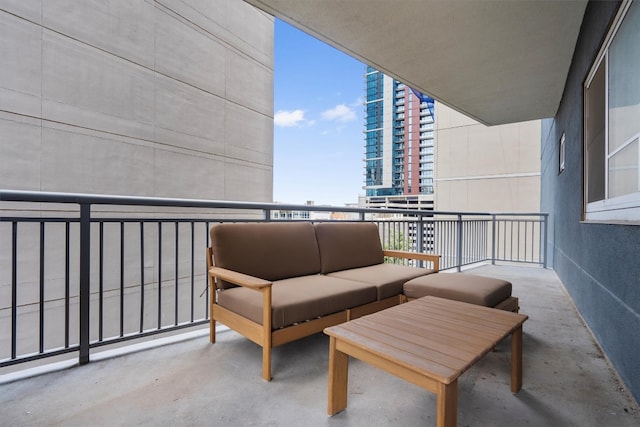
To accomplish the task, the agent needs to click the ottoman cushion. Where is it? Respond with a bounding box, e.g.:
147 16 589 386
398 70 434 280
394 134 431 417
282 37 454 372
403 273 512 307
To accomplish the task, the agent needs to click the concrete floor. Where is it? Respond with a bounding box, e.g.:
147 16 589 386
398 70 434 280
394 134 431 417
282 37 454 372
1 265 639 427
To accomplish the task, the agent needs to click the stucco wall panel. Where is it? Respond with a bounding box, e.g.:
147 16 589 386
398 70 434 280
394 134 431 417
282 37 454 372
0 12 42 117
39 127 155 196
42 30 156 136
224 101 273 166
223 161 272 202
225 50 273 116
154 8 227 96
42 0 156 69
152 148 226 200
0 116 42 189
153 75 226 151
225 0 274 67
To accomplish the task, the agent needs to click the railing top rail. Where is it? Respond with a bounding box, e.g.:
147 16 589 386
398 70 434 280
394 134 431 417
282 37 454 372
0 189 548 218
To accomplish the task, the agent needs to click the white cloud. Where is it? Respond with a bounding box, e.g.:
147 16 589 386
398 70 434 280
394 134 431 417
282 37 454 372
274 109 306 127
321 104 356 123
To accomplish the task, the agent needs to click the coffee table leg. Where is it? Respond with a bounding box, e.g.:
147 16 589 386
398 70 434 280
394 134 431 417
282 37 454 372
511 324 523 393
436 379 457 427
328 336 349 415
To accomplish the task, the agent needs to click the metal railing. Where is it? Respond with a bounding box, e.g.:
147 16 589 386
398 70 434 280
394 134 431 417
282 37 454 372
0 190 547 370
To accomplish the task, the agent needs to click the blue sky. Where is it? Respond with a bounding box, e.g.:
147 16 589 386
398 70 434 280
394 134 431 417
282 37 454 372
273 19 365 206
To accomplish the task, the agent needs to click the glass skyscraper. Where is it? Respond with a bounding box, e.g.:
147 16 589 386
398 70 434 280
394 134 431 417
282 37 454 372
363 66 435 209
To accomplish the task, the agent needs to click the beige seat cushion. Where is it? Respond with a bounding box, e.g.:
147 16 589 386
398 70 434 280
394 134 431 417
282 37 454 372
403 273 512 307
328 264 436 300
217 275 377 329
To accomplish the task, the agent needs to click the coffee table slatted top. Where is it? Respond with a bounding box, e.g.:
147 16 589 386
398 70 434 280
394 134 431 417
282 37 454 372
326 296 528 385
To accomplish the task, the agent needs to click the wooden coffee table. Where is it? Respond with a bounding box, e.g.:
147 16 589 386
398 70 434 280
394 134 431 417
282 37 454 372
324 296 528 427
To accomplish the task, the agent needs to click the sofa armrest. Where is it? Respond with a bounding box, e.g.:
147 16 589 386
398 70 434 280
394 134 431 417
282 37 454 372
208 266 273 290
382 250 441 272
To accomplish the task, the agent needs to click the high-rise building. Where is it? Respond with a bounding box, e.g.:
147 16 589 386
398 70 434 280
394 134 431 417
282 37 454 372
362 67 435 210
363 67 540 215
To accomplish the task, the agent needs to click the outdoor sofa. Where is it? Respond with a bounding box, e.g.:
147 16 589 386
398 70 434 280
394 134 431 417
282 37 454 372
206 221 438 380
206 221 517 381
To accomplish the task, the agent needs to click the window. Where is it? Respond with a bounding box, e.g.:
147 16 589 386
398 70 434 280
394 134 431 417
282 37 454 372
584 0 640 221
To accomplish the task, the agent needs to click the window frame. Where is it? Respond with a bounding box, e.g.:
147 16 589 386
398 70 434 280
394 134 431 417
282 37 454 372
583 0 640 222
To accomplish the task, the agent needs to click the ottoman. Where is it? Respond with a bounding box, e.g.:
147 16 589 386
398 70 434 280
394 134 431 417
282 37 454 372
403 273 519 312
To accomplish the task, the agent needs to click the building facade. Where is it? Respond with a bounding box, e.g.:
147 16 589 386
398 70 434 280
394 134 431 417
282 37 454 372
434 103 541 213
363 68 541 214
363 67 435 210
0 0 274 202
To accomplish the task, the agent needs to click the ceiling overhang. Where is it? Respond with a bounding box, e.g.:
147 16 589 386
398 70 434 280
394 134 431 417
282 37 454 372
244 0 588 126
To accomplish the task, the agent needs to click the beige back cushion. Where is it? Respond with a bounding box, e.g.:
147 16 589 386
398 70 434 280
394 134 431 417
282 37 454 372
210 222 321 289
314 222 384 274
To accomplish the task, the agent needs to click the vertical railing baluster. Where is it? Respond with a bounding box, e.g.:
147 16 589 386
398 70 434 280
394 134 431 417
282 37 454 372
120 222 124 337
485 219 489 261
531 220 535 263
99 221 104 342
39 222 45 354
450 219 454 269
492 215 497 265
175 221 179 326
480 220 484 262
543 214 548 268
476 220 480 263
11 221 17 360
456 214 463 272
502 220 507 262
467 221 471 265
480 220 483 262
139 222 145 333
534 219 538 263
523 220 528 262
471 221 475 264
468 221 472 264
441 221 446 268
442 220 447 268
65 221 70 348
157 221 162 329
158 222 162 329
79 203 91 365
417 217 424 268
190 221 195 323
205 221 210 319
510 220 515 262
517 220 521 261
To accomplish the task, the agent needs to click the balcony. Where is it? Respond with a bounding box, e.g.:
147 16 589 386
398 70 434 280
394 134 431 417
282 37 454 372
2 265 638 426
1 190 639 426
